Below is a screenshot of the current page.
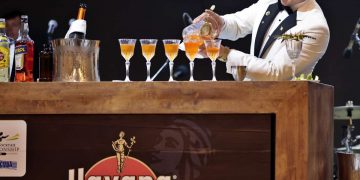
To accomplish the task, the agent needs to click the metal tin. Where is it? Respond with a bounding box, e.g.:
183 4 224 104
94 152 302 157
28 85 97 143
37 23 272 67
51 39 100 82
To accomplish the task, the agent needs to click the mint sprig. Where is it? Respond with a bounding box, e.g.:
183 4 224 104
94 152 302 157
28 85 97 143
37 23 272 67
275 32 316 42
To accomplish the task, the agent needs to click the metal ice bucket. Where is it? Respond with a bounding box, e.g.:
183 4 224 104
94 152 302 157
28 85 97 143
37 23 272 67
337 151 360 180
51 39 100 82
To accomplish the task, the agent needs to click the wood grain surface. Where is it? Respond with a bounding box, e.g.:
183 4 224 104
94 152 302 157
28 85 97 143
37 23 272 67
0 81 334 180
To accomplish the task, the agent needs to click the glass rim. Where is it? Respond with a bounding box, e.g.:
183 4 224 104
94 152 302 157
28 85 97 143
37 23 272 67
204 39 222 43
183 38 202 43
118 38 137 40
118 38 137 43
162 39 181 42
140 39 158 45
140 38 158 41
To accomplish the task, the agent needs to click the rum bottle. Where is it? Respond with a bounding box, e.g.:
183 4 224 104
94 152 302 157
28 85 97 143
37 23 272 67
38 43 53 82
15 15 34 82
0 18 10 82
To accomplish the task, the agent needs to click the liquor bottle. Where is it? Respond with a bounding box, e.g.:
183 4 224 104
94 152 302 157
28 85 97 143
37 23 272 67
0 18 10 82
38 43 53 82
15 15 34 82
68 3 87 39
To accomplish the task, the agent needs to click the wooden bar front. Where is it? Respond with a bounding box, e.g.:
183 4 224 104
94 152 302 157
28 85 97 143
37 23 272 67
0 82 333 180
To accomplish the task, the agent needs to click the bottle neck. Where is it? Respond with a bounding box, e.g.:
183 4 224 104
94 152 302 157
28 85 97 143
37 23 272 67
0 22 6 35
77 7 86 20
20 22 29 37
0 27 5 35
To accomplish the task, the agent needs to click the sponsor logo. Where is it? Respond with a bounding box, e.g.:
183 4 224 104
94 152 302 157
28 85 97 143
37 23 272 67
0 132 20 155
0 160 17 170
69 131 174 180
0 132 9 142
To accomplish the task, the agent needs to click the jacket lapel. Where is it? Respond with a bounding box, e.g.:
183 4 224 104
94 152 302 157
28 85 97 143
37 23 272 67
259 12 297 58
254 3 280 58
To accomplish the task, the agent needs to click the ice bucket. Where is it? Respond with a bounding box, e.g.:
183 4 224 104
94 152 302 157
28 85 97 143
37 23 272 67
51 39 100 82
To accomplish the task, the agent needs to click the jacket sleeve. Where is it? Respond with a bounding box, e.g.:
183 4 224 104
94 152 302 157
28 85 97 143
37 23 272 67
225 24 330 81
219 0 264 41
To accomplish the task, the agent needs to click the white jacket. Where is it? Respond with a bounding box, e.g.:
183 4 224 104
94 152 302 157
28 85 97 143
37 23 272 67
219 0 330 81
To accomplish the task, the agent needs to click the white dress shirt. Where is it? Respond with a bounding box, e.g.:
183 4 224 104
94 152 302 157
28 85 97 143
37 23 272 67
219 0 330 81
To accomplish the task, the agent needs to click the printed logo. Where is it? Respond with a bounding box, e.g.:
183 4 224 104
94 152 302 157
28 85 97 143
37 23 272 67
15 45 27 55
112 131 136 173
0 120 27 177
0 161 17 170
5 134 20 141
69 131 174 180
0 132 9 142
0 133 20 155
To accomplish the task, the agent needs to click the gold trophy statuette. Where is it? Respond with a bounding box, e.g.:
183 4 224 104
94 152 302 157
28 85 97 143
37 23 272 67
112 131 136 173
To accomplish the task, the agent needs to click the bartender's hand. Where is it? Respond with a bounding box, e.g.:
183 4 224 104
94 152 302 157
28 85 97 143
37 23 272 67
193 10 225 38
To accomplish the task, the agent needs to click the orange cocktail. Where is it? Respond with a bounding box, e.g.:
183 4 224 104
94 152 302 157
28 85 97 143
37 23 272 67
206 46 220 61
118 39 137 82
164 44 179 61
120 44 135 61
204 39 222 81
140 39 158 82
163 39 181 82
184 40 202 62
141 44 156 62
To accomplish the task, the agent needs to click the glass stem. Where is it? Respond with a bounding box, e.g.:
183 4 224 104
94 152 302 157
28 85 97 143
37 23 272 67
169 61 174 81
292 60 296 80
189 61 194 81
146 61 151 82
125 61 130 82
211 61 216 81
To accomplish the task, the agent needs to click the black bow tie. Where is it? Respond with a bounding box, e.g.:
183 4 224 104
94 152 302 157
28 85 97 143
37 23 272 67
278 0 294 14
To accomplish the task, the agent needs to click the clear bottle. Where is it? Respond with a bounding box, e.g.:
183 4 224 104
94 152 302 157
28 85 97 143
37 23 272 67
15 15 34 82
0 18 10 82
68 3 87 39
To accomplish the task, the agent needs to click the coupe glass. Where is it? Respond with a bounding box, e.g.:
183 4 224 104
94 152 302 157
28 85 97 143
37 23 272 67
140 39 158 82
119 39 136 82
163 39 181 81
204 39 221 81
184 36 202 81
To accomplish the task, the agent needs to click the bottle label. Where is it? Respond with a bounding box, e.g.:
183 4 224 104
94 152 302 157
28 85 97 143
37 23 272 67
0 45 9 81
0 46 10 68
0 67 9 82
15 45 27 70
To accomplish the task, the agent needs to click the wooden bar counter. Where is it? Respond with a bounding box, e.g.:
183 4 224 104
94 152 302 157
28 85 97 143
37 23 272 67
0 82 333 180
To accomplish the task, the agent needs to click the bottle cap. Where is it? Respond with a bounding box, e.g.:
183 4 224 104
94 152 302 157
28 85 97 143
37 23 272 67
79 3 87 9
21 15 28 23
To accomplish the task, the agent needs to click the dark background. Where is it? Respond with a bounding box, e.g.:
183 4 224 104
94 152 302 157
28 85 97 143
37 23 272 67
1 0 360 148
